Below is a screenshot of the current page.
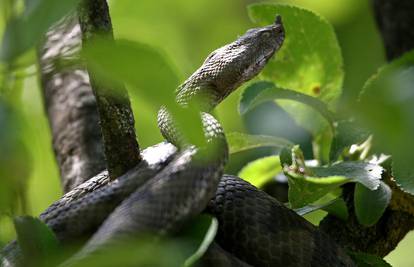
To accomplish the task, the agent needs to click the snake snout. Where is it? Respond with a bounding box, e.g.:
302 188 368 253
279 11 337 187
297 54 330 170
272 15 285 42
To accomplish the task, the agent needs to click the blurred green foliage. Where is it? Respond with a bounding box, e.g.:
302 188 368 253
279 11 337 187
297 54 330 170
0 0 413 266
227 132 292 154
0 0 80 61
357 51 414 195
14 216 60 267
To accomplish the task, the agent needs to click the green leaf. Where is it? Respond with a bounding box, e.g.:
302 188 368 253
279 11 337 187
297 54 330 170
357 51 414 194
238 156 282 188
183 215 218 267
311 162 383 190
322 197 348 221
287 161 383 208
330 120 370 162
293 196 348 221
64 238 187 267
227 132 293 154
1 0 80 62
248 3 343 136
279 147 292 166
354 182 391 226
392 157 414 195
0 101 32 214
248 3 343 104
297 190 349 220
14 216 60 266
239 81 335 130
83 39 206 147
287 172 348 209
349 251 392 267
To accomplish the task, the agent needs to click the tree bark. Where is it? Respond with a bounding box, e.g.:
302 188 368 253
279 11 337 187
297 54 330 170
39 0 141 192
320 183 414 257
39 14 106 192
78 0 141 179
319 0 414 256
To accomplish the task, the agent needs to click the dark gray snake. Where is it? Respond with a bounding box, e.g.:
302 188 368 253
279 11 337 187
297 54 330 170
1 16 356 267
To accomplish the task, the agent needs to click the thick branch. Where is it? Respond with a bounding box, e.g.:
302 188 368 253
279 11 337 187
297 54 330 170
320 1 414 254
39 1 140 189
320 183 414 257
78 0 141 179
39 15 106 192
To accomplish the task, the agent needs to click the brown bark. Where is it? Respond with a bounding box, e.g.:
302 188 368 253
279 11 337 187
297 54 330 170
39 14 106 192
39 0 140 187
320 183 414 257
78 0 141 179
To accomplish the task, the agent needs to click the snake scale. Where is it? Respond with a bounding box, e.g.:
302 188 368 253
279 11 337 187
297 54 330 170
1 15 356 267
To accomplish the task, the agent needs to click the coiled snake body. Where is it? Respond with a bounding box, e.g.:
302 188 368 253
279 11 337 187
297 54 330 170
1 16 356 267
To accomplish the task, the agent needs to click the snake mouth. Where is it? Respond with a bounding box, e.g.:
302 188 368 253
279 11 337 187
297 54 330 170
259 49 276 66
276 37 284 48
242 49 275 81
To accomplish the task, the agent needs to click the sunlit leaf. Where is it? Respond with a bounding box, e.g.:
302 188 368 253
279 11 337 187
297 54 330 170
287 161 383 208
248 3 343 103
1 0 80 62
354 182 391 226
239 81 335 129
357 50 414 194
248 4 343 136
227 132 293 154
311 162 383 190
238 156 282 187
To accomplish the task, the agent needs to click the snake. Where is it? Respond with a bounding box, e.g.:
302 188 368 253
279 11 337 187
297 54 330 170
1 15 356 267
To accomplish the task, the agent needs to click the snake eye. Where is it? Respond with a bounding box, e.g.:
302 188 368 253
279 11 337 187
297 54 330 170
261 31 271 38
274 26 283 34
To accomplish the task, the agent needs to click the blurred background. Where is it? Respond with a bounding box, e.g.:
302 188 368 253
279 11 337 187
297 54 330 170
0 0 412 266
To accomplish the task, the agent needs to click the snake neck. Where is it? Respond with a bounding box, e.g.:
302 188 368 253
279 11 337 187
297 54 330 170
159 17 285 160
157 105 228 161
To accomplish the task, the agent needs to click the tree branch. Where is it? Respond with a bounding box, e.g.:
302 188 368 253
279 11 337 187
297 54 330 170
78 0 141 179
319 0 414 255
39 14 106 192
320 183 414 257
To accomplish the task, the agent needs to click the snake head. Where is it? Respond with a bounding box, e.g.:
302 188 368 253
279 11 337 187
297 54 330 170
201 15 285 102
177 15 285 109
235 14 285 83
